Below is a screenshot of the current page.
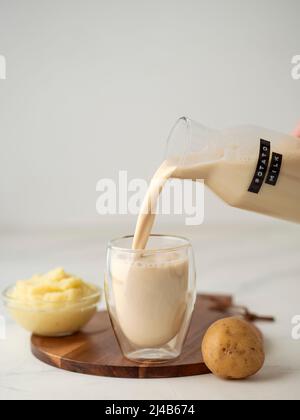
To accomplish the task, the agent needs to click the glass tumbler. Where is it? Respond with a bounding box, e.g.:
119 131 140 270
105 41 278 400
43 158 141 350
105 235 196 363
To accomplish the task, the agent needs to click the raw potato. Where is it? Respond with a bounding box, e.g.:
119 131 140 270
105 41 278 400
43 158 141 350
202 317 265 380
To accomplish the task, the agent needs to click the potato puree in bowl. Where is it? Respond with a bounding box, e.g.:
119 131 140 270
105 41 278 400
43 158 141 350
3 268 101 337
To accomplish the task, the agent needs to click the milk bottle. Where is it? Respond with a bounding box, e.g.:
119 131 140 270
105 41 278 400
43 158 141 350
133 117 300 250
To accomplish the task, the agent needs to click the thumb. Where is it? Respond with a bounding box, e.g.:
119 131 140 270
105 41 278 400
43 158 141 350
292 122 300 138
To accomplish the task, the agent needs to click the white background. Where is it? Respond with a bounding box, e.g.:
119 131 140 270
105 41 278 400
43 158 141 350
1 1 300 400
0 0 300 232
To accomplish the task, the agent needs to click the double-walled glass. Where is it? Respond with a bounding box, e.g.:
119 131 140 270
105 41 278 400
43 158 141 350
105 235 196 363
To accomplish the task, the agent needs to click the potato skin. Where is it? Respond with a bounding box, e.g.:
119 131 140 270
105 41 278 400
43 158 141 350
202 317 265 380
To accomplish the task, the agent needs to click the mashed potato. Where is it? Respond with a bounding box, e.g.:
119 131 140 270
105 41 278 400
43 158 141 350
7 268 100 337
11 268 99 305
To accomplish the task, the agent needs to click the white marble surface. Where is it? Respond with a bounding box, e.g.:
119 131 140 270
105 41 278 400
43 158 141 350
1 222 300 400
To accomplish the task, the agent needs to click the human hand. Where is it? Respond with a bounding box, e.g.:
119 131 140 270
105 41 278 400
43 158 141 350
292 122 300 138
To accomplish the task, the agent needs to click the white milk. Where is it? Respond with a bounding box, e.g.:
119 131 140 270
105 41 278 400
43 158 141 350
132 161 177 250
111 251 190 348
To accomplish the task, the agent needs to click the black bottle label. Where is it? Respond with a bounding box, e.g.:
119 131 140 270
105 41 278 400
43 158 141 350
248 139 271 194
265 153 283 186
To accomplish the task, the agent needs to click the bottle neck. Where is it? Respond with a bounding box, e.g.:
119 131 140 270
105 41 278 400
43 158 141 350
166 116 219 168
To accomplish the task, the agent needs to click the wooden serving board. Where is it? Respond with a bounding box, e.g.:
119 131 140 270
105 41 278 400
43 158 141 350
31 294 233 379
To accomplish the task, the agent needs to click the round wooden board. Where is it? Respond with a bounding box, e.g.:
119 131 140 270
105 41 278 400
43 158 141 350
31 294 233 379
